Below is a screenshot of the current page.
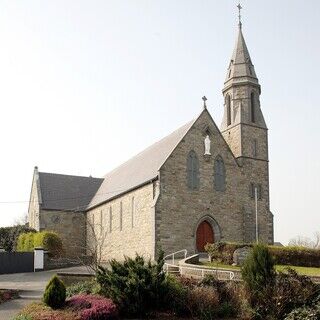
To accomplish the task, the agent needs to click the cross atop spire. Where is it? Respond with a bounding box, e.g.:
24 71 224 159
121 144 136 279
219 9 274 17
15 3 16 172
237 3 242 29
202 96 207 109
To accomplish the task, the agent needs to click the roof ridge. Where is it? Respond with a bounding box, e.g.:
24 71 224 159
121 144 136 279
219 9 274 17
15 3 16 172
102 118 196 179
87 114 200 209
39 171 103 180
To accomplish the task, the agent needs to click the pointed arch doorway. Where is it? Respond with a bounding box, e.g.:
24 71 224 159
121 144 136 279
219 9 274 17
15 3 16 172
196 220 214 252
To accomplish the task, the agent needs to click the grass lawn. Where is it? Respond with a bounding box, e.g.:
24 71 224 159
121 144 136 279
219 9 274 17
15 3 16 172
201 262 320 277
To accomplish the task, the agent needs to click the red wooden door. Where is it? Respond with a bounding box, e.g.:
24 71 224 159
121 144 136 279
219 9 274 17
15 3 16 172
196 221 214 252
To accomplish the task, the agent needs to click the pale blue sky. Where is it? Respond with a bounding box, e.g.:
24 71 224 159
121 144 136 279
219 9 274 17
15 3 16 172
0 0 319 245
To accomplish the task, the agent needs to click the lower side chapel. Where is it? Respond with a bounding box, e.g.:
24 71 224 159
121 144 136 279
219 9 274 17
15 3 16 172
28 21 274 261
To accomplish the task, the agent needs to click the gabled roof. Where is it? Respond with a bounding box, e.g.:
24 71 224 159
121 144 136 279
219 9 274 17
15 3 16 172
38 171 103 211
87 117 197 209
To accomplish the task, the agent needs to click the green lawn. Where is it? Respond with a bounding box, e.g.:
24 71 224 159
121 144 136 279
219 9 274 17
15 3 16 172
201 262 320 277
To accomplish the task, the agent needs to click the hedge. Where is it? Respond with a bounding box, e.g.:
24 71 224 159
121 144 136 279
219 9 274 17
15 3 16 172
17 231 64 257
0 226 36 252
205 242 320 268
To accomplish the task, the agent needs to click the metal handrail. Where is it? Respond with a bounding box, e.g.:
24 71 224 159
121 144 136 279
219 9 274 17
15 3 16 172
179 265 235 281
164 249 188 265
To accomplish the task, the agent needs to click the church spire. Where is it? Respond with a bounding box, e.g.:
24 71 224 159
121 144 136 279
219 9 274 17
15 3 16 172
224 4 259 91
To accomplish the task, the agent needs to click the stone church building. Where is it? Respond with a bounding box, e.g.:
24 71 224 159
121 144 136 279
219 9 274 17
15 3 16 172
28 22 274 261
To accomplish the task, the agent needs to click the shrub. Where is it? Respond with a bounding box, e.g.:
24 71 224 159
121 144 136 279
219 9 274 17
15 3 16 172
243 267 319 319
66 280 100 298
241 243 276 293
0 289 19 303
269 269 319 319
161 275 189 316
25 232 35 251
205 242 320 267
187 286 220 320
68 294 118 320
270 246 320 267
205 242 246 264
284 295 320 320
17 231 63 257
198 275 239 318
96 252 166 317
43 276 66 309
0 226 36 252
34 231 64 257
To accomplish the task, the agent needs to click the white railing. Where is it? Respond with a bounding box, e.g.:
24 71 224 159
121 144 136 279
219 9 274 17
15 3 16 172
179 265 235 281
163 250 236 281
164 249 188 265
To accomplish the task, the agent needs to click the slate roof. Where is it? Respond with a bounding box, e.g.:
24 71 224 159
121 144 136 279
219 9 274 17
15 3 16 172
224 26 259 85
38 172 103 211
87 117 197 209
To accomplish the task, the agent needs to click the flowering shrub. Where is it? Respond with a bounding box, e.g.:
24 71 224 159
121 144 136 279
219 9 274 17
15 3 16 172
68 294 118 320
0 289 19 304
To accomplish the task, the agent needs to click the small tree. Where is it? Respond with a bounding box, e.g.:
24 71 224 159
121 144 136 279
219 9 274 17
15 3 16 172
70 214 109 272
241 243 275 292
43 275 66 309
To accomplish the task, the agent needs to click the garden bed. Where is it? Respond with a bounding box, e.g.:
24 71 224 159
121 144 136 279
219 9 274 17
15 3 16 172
0 289 19 304
16 303 235 320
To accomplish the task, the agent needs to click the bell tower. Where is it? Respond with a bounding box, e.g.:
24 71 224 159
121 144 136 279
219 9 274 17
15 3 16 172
221 5 273 244
221 9 267 161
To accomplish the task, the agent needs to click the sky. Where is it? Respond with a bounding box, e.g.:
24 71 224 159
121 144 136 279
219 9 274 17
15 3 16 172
0 0 319 245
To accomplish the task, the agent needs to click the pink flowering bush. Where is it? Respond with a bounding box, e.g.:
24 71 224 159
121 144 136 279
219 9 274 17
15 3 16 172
0 289 18 304
68 294 118 320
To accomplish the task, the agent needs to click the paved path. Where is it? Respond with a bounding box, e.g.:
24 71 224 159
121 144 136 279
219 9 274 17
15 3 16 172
0 266 90 319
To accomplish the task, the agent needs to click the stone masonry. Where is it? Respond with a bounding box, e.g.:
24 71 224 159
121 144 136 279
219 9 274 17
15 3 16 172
28 22 274 261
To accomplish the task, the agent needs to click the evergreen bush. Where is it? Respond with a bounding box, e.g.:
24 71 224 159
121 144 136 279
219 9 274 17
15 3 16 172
161 275 188 316
96 251 166 317
43 276 66 309
241 243 275 293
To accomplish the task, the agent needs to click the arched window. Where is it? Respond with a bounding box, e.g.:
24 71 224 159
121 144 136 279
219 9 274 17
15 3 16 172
226 94 231 126
214 155 226 191
187 150 199 190
251 92 256 123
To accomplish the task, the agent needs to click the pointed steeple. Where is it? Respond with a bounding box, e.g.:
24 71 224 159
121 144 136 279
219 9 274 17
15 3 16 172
224 23 259 91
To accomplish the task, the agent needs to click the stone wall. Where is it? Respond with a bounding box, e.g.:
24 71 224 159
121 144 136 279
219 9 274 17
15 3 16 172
155 109 273 257
86 183 155 262
155 110 246 256
39 210 86 259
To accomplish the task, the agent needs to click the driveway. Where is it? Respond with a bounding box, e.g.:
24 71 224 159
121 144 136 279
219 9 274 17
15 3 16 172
0 266 90 319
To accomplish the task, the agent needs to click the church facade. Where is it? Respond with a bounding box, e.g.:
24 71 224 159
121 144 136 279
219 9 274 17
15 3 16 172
28 23 274 261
